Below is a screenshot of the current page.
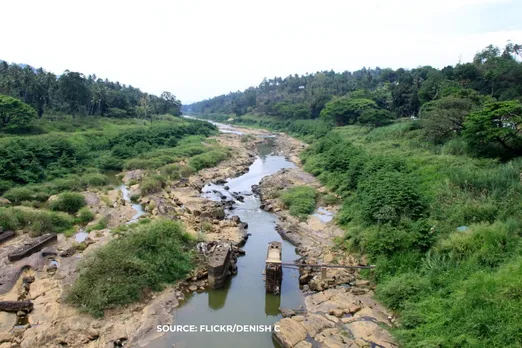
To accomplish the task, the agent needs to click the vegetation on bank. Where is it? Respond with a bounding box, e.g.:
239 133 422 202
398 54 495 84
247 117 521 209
66 220 195 317
280 186 317 219
301 123 522 347
187 42 522 347
0 117 217 195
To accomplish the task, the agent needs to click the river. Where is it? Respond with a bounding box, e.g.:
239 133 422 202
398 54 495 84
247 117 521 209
149 122 305 348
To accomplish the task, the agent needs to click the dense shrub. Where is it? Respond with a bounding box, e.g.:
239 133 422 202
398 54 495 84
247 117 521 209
67 220 195 317
280 186 317 219
50 192 86 214
358 171 426 225
0 207 73 236
81 173 108 187
77 207 95 224
140 175 167 195
3 187 34 204
189 149 230 171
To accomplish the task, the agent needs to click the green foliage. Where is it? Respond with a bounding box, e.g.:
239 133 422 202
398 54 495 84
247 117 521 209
464 101 522 159
0 94 37 130
87 216 109 232
50 192 86 214
77 207 95 224
420 96 475 143
320 97 379 126
189 148 230 171
140 175 167 195
0 62 181 119
280 186 317 219
0 207 73 236
3 187 34 204
300 121 522 347
357 171 426 225
81 173 108 187
66 220 195 317
0 119 216 187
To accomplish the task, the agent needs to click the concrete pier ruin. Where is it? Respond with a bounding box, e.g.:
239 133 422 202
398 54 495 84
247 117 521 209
265 241 283 295
206 242 236 289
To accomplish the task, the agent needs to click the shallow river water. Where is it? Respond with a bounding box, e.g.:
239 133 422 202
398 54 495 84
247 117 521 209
149 129 305 348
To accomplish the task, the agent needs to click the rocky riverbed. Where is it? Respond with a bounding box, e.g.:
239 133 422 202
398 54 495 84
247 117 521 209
0 125 396 348
0 128 271 348
257 133 398 347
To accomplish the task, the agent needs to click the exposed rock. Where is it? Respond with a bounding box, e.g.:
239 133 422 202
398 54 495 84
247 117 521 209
273 318 307 348
300 313 335 337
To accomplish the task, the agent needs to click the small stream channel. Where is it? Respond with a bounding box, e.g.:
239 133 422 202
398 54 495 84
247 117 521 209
149 123 305 347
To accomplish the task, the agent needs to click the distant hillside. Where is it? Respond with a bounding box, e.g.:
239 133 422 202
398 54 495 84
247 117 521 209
185 43 522 122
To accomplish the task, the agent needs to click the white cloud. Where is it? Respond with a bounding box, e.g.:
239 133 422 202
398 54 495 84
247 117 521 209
1 0 521 103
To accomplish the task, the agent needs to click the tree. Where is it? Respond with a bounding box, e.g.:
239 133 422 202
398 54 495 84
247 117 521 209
58 71 90 117
463 101 522 158
420 96 475 143
160 91 181 116
320 97 379 126
0 94 37 130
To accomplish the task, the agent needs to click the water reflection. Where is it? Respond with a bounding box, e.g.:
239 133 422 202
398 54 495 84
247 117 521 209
149 140 304 348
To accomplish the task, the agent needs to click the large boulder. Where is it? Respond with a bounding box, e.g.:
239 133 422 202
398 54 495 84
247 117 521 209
273 318 307 348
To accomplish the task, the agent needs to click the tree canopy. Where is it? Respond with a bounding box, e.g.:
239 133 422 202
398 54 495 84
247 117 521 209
0 94 37 130
0 62 181 119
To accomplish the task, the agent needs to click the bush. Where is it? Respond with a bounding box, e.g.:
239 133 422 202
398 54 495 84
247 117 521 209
0 207 73 236
87 216 109 232
50 192 86 214
377 272 431 310
160 163 181 180
66 220 195 317
189 149 230 171
77 207 95 224
358 171 426 225
81 173 108 187
3 187 34 204
140 175 166 195
280 186 317 219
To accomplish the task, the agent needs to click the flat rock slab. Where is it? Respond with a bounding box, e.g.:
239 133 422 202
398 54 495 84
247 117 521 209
0 300 33 313
8 233 57 262
0 231 15 245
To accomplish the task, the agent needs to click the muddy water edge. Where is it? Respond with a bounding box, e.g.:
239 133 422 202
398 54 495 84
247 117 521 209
149 134 304 348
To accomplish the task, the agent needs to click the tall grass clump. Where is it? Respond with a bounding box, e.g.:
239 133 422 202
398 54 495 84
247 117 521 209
49 192 86 214
66 220 195 317
140 174 167 195
0 207 73 236
300 122 522 347
280 186 317 219
189 148 230 171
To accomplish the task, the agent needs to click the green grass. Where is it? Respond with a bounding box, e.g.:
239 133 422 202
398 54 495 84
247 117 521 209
140 174 167 195
299 122 522 347
66 219 195 317
0 117 218 193
0 207 74 236
49 192 86 214
280 186 317 219
86 216 109 232
189 148 231 171
76 207 95 224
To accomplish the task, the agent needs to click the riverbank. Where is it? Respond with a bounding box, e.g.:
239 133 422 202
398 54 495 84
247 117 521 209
253 133 397 347
0 126 272 348
0 121 396 348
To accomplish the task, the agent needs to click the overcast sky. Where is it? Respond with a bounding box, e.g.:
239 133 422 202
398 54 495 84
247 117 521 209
1 0 521 103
